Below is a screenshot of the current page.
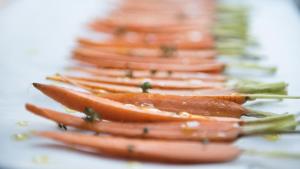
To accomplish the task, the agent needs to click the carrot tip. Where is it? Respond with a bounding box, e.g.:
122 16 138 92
32 82 40 88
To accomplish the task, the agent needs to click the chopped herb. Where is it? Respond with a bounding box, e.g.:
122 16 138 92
140 82 152 93
83 107 100 122
32 155 49 164
13 133 30 141
16 121 29 127
160 45 177 57
57 123 67 131
167 70 173 76
143 127 149 134
127 144 135 153
125 70 133 78
114 26 127 36
150 69 157 75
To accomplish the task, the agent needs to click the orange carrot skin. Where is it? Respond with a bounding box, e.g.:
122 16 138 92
33 83 241 123
37 131 241 163
26 104 241 141
98 93 247 118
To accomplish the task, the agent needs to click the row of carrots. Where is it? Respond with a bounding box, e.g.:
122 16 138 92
26 0 300 164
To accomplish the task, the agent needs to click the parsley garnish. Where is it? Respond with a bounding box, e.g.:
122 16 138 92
140 82 152 93
160 45 177 57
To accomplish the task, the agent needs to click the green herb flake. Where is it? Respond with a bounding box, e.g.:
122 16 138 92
160 45 177 57
16 121 29 127
13 133 30 141
127 144 135 153
140 81 152 93
83 107 101 122
125 70 133 78
143 127 149 134
32 155 49 164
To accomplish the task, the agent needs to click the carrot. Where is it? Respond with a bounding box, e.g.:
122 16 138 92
32 83 240 123
70 66 227 82
26 104 297 141
73 47 216 65
73 52 225 73
26 104 240 142
47 74 225 90
77 45 217 59
78 37 214 50
36 131 241 163
47 76 300 105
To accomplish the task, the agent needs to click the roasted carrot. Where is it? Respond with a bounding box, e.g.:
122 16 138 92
47 74 225 90
26 104 297 141
78 37 214 50
73 47 216 65
27 104 240 142
32 83 240 123
37 131 240 163
77 45 217 59
70 66 227 82
73 53 225 73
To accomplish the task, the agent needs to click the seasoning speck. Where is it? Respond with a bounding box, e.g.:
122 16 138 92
13 133 30 141
16 121 29 127
57 123 67 131
32 155 49 164
143 127 149 134
127 144 135 153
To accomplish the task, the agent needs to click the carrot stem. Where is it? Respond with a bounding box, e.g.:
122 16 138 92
234 81 288 95
244 149 300 159
228 63 277 74
245 108 277 117
246 94 300 100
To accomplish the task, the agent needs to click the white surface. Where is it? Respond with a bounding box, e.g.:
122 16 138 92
1 0 300 169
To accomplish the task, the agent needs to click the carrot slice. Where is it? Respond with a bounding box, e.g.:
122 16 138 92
37 131 241 163
32 83 240 123
26 104 241 141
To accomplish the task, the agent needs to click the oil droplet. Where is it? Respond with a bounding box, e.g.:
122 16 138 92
124 104 136 109
32 155 49 164
141 107 161 113
140 103 154 108
178 112 191 118
181 121 200 134
13 133 30 141
16 121 29 127
263 134 280 142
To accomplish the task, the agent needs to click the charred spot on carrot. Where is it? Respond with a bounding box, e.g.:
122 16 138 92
143 127 149 134
127 144 135 153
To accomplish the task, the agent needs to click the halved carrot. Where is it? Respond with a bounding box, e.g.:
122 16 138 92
78 37 214 50
37 131 241 163
47 74 224 90
70 66 227 82
73 53 225 73
26 104 240 141
33 83 240 123
77 45 217 59
73 47 216 65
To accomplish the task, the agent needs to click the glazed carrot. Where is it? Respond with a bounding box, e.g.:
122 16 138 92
47 74 225 90
70 66 226 82
73 53 225 73
27 104 240 141
73 47 216 65
78 37 214 50
26 104 297 142
37 131 241 163
77 45 217 59
33 83 240 123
